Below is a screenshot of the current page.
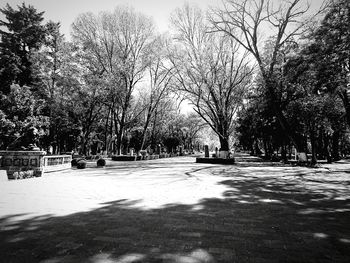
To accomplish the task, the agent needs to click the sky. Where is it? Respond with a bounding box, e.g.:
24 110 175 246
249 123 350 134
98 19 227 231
0 0 219 39
0 0 325 40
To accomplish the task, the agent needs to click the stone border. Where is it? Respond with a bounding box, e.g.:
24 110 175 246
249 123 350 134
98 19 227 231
196 157 235 164
111 153 182 161
112 155 141 161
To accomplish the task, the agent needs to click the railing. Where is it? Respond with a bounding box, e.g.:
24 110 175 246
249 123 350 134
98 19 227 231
43 155 72 173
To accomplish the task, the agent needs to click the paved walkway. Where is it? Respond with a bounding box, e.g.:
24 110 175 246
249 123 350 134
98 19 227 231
0 154 350 262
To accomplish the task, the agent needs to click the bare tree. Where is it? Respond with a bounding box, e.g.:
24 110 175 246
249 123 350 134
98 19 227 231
169 4 253 154
210 0 326 153
183 113 208 151
71 6 155 154
139 36 174 150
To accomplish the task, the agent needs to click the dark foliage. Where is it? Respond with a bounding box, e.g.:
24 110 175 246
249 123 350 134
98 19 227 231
76 159 87 169
96 158 106 167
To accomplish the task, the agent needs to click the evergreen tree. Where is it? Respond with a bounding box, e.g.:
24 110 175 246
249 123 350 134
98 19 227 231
0 2 47 94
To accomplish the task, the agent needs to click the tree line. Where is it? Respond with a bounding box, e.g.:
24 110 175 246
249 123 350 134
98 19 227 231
0 0 348 163
235 0 350 164
0 3 207 155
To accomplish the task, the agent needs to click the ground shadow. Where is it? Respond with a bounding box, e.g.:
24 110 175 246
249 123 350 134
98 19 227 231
1 166 350 263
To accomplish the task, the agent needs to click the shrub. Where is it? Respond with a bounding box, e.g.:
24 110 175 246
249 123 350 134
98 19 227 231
97 158 106 167
71 159 79 166
77 159 87 169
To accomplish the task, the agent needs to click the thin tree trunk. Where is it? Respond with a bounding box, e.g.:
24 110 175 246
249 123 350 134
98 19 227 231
140 110 152 150
104 106 111 155
324 133 331 163
332 129 340 161
310 126 317 165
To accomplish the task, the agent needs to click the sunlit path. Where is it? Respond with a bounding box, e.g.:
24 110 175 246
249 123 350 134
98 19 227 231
0 157 228 219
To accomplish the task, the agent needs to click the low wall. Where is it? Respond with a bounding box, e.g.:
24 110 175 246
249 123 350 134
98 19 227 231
112 155 140 161
111 154 179 161
196 157 235 164
44 155 72 173
0 150 46 179
0 151 72 180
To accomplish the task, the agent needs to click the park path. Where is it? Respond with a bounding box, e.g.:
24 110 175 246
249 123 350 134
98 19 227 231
0 154 350 262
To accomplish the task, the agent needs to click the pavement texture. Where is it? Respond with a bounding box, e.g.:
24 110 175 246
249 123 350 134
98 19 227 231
0 154 350 263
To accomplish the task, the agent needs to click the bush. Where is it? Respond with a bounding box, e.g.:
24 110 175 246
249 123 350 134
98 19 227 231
97 158 106 167
77 159 87 169
71 159 79 166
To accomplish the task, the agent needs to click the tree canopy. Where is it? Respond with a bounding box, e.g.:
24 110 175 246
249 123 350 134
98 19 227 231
0 3 47 93
1 0 350 163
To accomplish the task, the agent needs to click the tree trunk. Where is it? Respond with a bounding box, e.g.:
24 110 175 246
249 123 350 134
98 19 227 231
281 142 287 163
254 140 262 156
310 127 317 165
263 139 270 159
340 89 350 128
326 144 331 163
104 106 111 155
116 126 123 155
140 110 152 150
332 129 340 161
113 109 121 155
219 136 229 151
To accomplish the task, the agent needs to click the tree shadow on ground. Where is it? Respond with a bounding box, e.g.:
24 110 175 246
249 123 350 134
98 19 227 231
1 168 350 263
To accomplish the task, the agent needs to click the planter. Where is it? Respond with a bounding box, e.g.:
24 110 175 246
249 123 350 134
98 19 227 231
196 157 235 164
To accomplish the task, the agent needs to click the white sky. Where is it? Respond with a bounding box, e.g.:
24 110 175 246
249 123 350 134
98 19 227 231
0 0 220 38
0 0 324 39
